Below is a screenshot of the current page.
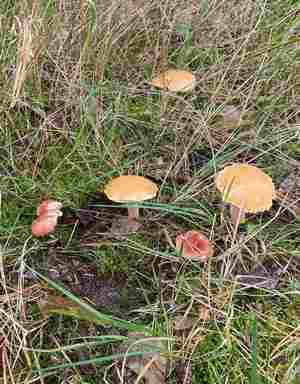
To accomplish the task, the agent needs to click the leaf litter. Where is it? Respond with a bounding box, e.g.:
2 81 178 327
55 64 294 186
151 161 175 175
44 245 145 318
68 191 159 241
174 360 192 384
113 332 168 384
236 263 284 290
277 165 300 217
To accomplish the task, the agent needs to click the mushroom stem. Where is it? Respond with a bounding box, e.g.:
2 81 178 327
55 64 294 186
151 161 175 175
230 204 245 227
127 207 139 220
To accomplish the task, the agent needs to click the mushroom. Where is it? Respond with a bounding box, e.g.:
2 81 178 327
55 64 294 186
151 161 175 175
104 175 158 220
31 200 63 237
150 69 196 92
215 164 275 227
176 230 213 262
37 200 63 216
32 213 60 237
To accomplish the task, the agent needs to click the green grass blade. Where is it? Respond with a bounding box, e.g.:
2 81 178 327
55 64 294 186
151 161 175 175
33 351 156 374
27 266 149 334
250 315 258 384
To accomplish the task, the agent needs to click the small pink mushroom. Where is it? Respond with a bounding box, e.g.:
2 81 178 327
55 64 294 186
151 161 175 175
37 200 63 216
31 214 59 237
32 200 63 237
176 230 213 262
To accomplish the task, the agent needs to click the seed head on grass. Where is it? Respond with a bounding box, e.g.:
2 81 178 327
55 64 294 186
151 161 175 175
11 15 41 108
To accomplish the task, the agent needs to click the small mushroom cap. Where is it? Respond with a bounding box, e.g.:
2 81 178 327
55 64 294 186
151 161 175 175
37 200 63 216
104 175 158 203
176 230 213 262
150 69 196 92
215 164 275 213
31 214 59 237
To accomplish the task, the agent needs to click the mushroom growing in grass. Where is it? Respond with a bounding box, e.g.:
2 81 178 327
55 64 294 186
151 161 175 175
104 175 158 220
32 213 61 237
176 230 213 262
215 164 275 227
32 200 63 237
37 200 63 216
150 69 196 92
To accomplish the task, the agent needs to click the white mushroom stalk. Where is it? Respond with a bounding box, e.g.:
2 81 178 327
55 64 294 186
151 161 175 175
229 204 246 228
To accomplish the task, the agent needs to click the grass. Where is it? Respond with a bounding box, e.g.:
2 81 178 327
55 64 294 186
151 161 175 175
0 0 300 383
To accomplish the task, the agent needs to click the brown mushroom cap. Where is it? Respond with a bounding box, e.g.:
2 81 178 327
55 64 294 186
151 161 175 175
104 175 158 203
215 164 275 213
150 69 196 92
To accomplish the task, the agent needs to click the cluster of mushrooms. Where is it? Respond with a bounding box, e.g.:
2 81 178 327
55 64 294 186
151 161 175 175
32 165 275 263
31 69 276 263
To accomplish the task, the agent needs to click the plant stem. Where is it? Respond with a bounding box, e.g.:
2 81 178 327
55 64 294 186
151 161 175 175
128 206 139 219
230 204 245 227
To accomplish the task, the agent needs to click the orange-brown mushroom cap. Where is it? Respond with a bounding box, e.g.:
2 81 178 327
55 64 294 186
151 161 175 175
215 164 275 213
104 175 158 203
150 69 196 92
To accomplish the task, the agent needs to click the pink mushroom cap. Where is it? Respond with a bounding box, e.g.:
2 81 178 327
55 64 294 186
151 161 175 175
37 200 63 216
176 230 213 262
31 214 59 237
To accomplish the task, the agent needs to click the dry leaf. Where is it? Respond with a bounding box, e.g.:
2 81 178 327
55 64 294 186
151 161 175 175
236 264 282 289
39 294 116 326
39 295 82 318
188 149 211 172
116 332 167 384
174 360 192 384
277 169 300 216
222 105 242 129
110 217 142 236
173 316 194 331
44 251 137 315
212 105 243 145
